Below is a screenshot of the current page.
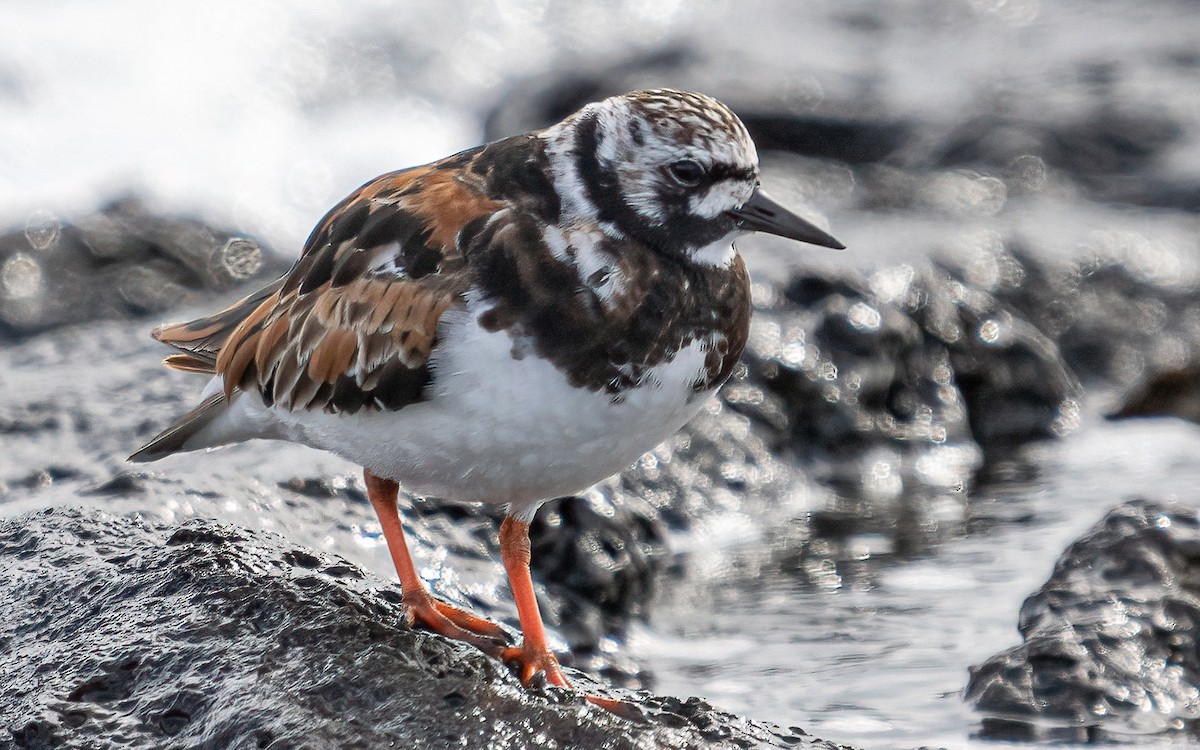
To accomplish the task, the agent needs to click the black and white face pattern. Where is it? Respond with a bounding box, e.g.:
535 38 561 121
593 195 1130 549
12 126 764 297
541 89 760 261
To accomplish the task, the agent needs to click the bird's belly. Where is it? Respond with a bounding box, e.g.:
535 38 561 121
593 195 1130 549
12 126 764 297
271 309 716 514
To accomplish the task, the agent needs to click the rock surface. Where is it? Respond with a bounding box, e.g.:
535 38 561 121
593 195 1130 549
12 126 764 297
962 244 1200 389
1108 364 1200 425
0 506 848 750
723 262 1079 507
966 499 1200 741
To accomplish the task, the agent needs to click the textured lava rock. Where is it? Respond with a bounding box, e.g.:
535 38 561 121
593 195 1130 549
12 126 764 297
725 264 1076 486
0 506 849 750
966 499 1200 741
972 245 1200 388
904 265 1080 447
0 196 285 340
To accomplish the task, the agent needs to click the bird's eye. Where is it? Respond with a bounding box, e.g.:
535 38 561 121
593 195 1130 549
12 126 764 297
668 159 705 186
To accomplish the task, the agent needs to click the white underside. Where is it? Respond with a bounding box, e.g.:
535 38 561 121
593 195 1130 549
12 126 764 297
199 300 718 520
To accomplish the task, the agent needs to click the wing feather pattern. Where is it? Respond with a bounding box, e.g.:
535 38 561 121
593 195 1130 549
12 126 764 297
151 158 501 416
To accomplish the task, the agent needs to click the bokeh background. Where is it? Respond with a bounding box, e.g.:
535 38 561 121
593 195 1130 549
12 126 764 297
4 2 1200 748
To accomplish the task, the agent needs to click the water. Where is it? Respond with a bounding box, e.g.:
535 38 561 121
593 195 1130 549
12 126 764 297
637 409 1200 749
5 2 1200 747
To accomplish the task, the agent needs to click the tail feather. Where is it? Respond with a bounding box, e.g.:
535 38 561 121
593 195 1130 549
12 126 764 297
129 393 228 463
133 278 288 464
152 277 284 361
163 352 217 374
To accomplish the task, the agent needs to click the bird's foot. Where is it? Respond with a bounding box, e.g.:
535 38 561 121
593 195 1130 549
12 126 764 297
499 643 646 719
404 590 512 653
500 642 570 688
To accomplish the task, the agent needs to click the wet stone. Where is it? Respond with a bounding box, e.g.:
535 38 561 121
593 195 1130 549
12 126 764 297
974 245 1200 388
731 264 1079 465
909 265 1081 447
0 506 847 750
966 499 1200 741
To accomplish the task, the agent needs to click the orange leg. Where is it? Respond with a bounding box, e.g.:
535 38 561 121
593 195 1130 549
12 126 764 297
497 516 636 717
364 470 511 652
497 516 570 687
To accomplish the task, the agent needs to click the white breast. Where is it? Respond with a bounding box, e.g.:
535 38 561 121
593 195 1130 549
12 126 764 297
260 300 718 519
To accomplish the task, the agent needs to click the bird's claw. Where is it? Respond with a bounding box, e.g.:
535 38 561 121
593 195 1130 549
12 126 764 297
499 643 646 719
404 592 513 652
500 643 570 688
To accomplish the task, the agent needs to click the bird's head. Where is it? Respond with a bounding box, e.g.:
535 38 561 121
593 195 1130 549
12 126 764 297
542 88 843 261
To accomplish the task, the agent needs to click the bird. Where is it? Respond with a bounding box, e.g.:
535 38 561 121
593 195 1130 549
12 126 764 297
130 88 843 707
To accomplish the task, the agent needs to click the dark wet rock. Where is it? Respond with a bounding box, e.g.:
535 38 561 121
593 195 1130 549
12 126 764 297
79 472 150 497
0 196 286 340
728 269 973 462
0 506 849 750
529 492 662 677
905 266 1080 447
0 400 65 435
946 241 1200 387
966 499 1200 740
278 475 369 503
1108 364 1200 424
725 263 1075 496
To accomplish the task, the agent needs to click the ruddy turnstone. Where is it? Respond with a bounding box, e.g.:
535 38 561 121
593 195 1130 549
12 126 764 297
131 89 842 707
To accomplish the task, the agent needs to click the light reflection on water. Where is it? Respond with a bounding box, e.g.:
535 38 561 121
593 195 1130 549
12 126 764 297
635 408 1200 749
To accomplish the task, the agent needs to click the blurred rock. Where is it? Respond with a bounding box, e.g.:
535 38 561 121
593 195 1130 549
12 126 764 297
724 264 1076 501
0 196 286 341
0 506 835 750
1108 364 1200 424
947 241 1200 387
730 269 973 461
906 266 1080 447
966 499 1200 741
935 105 1182 183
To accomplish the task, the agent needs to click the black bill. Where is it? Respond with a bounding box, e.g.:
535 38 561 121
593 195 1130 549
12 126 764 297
727 187 845 249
